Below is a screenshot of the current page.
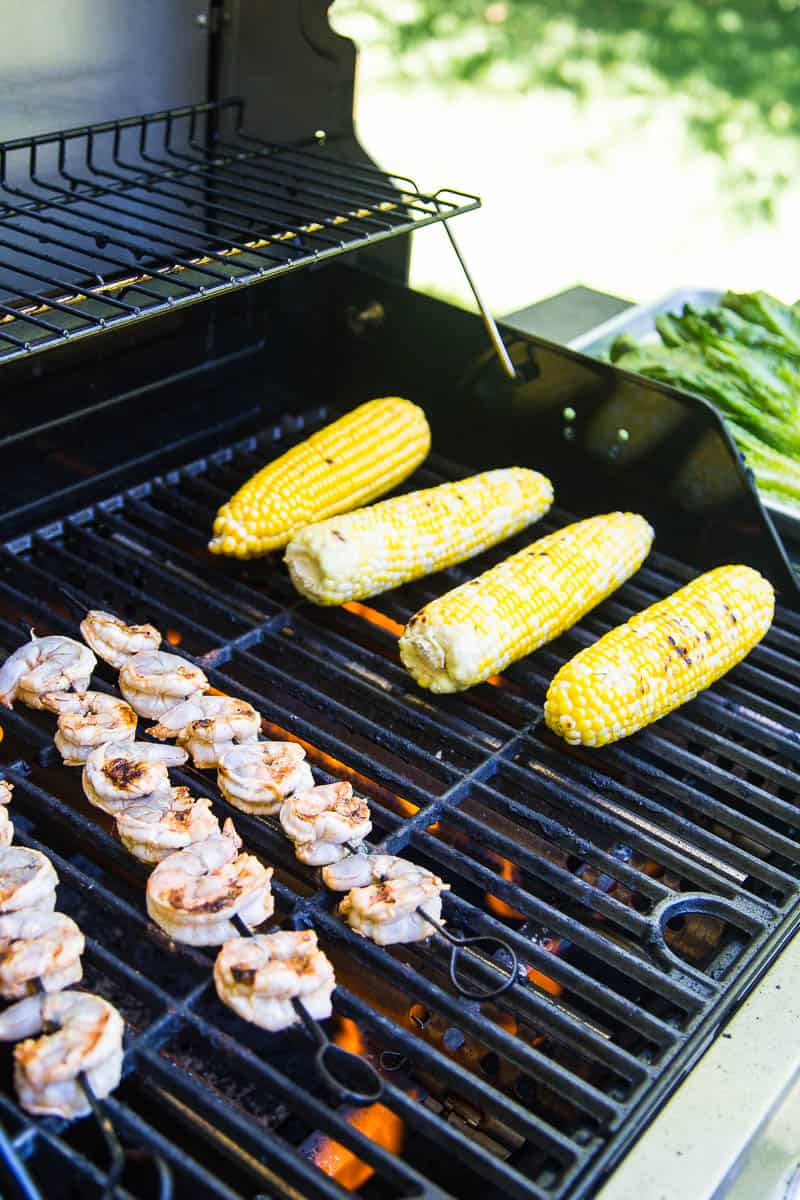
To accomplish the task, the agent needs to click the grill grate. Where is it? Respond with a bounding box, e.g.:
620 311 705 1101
0 408 799 1199
0 99 477 364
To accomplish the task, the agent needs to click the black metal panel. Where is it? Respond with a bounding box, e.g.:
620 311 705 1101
296 266 798 596
0 413 799 1198
217 1 357 145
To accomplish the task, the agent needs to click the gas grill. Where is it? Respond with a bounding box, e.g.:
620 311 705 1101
0 6 799 1200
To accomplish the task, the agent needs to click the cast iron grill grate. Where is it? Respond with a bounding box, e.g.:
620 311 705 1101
0 408 798 1199
0 99 478 364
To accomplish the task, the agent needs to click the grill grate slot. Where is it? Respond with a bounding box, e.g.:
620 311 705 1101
1 412 799 1199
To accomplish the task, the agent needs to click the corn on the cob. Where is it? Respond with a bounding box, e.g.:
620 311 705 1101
545 563 774 747
399 512 654 693
208 397 430 559
284 467 554 605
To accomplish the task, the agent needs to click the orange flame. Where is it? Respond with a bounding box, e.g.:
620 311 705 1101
165 628 182 646
334 1017 364 1056
310 1018 406 1190
526 936 563 997
484 856 526 921
259 717 419 819
495 1010 518 1036
311 1106 406 1190
526 964 563 997
343 602 405 639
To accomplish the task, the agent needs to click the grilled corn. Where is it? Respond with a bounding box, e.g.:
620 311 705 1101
284 467 554 605
399 512 653 692
208 397 430 558
545 563 774 747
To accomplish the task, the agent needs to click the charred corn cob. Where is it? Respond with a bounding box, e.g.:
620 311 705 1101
545 563 774 747
284 467 554 605
399 512 653 692
208 397 430 558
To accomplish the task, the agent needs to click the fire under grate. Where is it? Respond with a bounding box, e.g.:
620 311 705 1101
0 407 798 1200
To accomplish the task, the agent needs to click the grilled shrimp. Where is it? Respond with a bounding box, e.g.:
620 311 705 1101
146 819 273 946
217 741 314 816
0 910 84 999
41 691 137 765
336 856 449 946
0 781 13 848
80 609 161 669
148 694 260 768
118 650 208 720
0 847 58 916
214 930 334 1032
0 633 96 709
322 853 410 892
116 786 221 864
82 740 187 815
280 782 372 866
0 991 124 1117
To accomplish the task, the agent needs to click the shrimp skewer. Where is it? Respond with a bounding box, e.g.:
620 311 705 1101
0 781 14 848
82 741 187 815
146 820 273 946
331 855 449 946
0 633 96 709
0 847 58 916
116 787 221 863
148 695 260 768
214 929 335 1032
80 610 161 669
119 650 207 720
280 782 372 866
0 991 124 1117
41 691 137 765
322 853 417 892
217 741 314 815
216 917 383 1101
0 910 84 999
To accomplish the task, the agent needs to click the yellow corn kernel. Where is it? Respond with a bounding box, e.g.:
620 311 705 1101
545 563 774 747
208 397 430 558
399 512 653 692
284 467 554 605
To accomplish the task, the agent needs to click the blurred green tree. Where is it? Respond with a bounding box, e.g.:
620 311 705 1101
348 0 800 218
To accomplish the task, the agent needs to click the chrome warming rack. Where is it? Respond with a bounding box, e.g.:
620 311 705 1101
0 98 486 365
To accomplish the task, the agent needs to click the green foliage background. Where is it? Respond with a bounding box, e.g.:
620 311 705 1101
348 0 800 219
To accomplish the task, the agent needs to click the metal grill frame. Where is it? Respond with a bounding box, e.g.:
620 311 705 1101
0 409 798 1200
0 98 478 365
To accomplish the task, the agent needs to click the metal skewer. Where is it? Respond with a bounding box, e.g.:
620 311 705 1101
32 979 173 1200
336 847 517 999
343 839 369 855
0 1119 43 1200
416 908 519 1001
229 913 384 1105
56 584 93 620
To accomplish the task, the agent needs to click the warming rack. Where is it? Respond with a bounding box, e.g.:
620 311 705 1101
0 98 479 365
